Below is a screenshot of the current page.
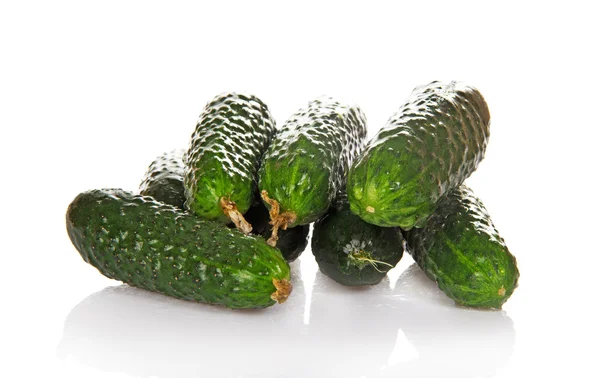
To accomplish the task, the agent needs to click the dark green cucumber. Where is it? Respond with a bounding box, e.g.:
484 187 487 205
139 152 309 261
184 93 276 233
258 96 367 244
404 185 519 309
139 149 186 208
311 193 404 286
66 189 292 309
347 81 490 229
243 201 310 262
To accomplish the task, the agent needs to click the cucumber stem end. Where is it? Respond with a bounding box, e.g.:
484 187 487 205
271 278 292 304
220 197 252 235
348 250 394 273
260 190 297 246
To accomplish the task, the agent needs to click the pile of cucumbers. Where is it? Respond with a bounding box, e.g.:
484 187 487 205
66 82 519 310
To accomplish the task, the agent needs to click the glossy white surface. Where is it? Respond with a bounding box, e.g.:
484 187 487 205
1 1 599 377
57 257 517 378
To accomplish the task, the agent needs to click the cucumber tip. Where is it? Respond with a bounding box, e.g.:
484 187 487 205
271 278 292 304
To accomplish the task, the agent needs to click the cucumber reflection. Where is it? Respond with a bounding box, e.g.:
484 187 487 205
308 264 516 377
57 262 306 378
58 263 514 378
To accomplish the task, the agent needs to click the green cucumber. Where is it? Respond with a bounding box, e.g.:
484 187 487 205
347 81 490 229
403 185 519 309
258 96 367 245
139 149 186 208
311 193 404 286
66 189 292 309
139 152 309 261
184 93 276 234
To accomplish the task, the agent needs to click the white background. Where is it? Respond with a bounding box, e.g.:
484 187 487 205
1 1 599 377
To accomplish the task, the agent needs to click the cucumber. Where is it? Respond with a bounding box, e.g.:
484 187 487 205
403 185 519 309
347 81 490 229
184 93 276 234
243 201 310 262
258 96 367 245
311 193 404 286
139 152 309 261
139 149 186 208
66 189 292 309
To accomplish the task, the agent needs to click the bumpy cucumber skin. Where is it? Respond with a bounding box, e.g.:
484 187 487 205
66 189 291 309
404 185 519 309
184 93 276 222
259 97 367 225
312 193 404 286
244 201 310 262
347 81 490 229
139 149 186 208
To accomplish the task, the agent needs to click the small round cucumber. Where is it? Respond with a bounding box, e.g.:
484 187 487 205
311 193 404 286
139 149 186 208
66 189 292 309
184 93 276 234
404 185 519 309
258 96 367 245
347 81 490 229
